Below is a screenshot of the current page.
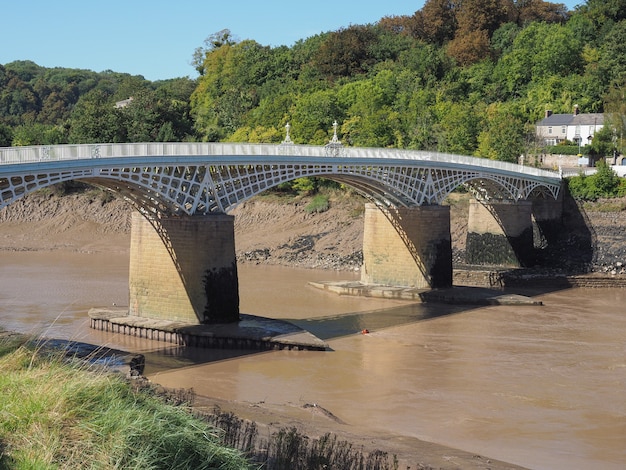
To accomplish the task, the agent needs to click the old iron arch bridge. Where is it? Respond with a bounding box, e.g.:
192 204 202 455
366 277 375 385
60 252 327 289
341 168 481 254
0 142 564 328
0 142 562 214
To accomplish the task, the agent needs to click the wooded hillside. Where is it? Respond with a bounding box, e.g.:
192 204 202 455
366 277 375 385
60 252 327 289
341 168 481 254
1 0 625 163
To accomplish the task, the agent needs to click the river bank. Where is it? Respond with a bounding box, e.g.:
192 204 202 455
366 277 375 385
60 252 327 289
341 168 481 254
0 324 528 470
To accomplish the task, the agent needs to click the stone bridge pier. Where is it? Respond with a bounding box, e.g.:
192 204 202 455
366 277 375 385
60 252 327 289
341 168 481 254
532 193 564 247
465 199 535 267
465 195 564 268
125 196 562 325
127 202 454 327
128 212 240 324
361 203 453 289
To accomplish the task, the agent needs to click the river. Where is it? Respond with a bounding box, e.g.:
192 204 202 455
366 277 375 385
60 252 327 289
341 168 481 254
0 250 624 470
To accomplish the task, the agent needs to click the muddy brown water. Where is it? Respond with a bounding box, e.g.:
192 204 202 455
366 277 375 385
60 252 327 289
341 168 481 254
1 250 624 470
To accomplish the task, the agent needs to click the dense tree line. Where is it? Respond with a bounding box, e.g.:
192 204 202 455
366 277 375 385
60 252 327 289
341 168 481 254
0 62 196 146
1 0 626 164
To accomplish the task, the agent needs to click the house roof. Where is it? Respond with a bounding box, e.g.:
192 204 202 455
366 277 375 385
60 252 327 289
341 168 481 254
537 113 604 127
572 113 604 126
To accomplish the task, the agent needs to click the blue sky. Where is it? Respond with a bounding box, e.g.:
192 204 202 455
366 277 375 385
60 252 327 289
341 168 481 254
2 0 584 82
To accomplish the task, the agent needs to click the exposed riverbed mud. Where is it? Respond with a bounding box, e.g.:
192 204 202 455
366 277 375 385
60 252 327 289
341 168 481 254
2 189 626 276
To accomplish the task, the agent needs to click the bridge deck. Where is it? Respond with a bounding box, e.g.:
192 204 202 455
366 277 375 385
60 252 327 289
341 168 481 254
0 143 562 214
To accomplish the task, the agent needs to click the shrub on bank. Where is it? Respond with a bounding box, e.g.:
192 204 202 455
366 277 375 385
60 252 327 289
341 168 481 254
0 340 252 469
305 194 330 213
566 160 626 201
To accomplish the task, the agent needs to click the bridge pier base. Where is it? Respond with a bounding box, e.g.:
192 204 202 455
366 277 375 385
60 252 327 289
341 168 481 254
466 199 535 267
128 212 239 324
361 203 452 289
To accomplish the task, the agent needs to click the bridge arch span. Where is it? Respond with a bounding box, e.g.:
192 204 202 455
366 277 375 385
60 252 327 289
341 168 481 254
0 163 561 221
0 143 562 216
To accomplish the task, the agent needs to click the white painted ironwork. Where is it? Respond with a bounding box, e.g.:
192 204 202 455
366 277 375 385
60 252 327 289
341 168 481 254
281 122 293 145
0 142 562 216
325 120 345 157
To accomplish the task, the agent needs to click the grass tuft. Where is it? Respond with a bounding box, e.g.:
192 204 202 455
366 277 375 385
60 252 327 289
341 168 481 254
0 339 252 469
305 194 330 214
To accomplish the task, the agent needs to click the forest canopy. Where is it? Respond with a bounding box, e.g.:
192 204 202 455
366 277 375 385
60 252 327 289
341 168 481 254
1 0 625 163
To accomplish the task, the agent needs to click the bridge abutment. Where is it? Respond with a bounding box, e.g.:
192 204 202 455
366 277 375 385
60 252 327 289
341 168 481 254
361 203 452 289
128 212 239 324
465 199 535 267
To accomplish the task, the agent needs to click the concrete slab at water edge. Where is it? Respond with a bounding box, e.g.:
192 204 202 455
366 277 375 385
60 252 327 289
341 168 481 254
89 308 329 351
308 280 543 305
88 280 542 353
32 338 146 376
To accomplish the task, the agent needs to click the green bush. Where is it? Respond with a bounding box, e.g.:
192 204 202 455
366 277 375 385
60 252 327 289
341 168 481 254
566 160 625 201
545 145 587 156
305 194 330 213
292 177 317 194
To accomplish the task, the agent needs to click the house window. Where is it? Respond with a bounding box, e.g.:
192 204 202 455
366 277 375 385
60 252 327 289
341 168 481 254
548 127 552 134
562 126 566 134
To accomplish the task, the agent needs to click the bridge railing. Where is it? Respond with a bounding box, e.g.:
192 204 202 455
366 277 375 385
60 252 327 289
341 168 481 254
560 167 597 177
0 142 561 180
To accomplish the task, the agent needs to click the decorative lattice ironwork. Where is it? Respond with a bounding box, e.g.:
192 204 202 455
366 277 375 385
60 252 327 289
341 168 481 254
0 143 562 216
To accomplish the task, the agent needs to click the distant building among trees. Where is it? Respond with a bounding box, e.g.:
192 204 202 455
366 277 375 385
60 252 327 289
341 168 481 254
536 105 604 147
115 97 134 109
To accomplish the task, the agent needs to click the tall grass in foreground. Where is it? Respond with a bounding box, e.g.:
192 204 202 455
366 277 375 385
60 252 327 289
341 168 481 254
0 338 252 470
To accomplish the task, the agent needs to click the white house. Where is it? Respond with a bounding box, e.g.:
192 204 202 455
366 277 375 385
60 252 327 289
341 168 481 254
536 105 604 147
115 97 134 108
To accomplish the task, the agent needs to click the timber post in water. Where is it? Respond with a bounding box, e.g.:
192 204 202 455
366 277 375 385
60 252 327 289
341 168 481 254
128 212 239 324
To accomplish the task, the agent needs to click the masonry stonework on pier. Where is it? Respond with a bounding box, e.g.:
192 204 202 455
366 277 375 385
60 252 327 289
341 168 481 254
361 203 453 289
128 212 239 324
465 199 536 267
532 192 565 246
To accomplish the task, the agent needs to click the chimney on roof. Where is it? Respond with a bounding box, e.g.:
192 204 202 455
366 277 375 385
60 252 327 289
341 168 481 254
545 110 553 118
574 104 580 115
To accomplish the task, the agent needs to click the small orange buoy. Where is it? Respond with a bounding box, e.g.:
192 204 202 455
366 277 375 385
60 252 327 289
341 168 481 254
361 329 369 334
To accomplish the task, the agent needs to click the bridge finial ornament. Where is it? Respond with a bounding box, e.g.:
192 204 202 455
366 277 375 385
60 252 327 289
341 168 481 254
325 120 344 157
331 120 340 143
281 122 293 145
